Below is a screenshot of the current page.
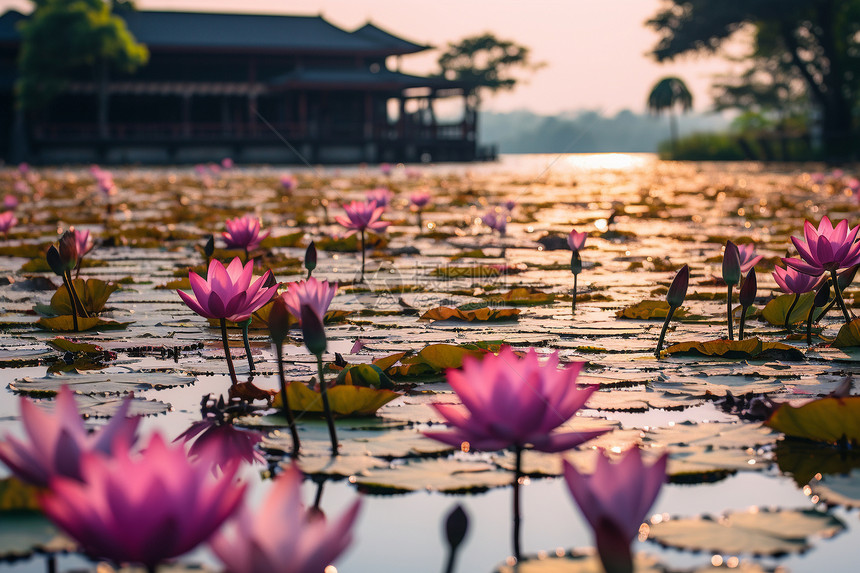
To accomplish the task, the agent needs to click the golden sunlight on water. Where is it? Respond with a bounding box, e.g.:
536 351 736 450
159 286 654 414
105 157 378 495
562 152 653 171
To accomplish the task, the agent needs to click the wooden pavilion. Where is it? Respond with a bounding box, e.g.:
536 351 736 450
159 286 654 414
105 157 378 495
0 9 485 164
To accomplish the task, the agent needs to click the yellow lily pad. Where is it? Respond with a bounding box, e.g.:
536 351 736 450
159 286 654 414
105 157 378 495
419 306 520 322
272 381 400 416
615 300 688 320
834 318 860 348
50 278 119 315
664 338 805 361
765 396 860 445
36 316 131 332
484 287 556 306
761 292 816 327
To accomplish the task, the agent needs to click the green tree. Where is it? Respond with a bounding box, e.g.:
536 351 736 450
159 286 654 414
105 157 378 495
647 76 693 154
647 0 860 160
17 0 148 138
437 33 542 133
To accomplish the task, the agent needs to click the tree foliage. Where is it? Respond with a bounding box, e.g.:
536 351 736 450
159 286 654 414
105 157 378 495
647 0 860 159
16 0 148 110
437 33 542 101
647 77 693 116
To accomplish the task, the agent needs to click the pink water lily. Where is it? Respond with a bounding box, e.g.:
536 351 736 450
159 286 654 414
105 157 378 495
280 174 297 191
3 194 17 210
211 464 360 573
0 386 139 487
568 229 587 252
773 265 822 294
281 277 338 323
424 347 608 452
41 433 245 569
72 229 95 266
563 448 668 573
736 243 763 274
177 258 278 322
335 200 389 235
0 211 16 237
176 419 264 472
365 187 394 208
410 190 431 209
223 215 270 253
784 217 860 276
482 211 507 235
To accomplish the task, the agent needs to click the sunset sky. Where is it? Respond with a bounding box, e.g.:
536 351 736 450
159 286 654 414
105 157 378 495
0 0 744 115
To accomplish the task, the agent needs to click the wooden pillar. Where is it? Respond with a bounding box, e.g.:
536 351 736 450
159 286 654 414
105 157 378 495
248 92 258 136
398 96 406 139
221 96 230 136
298 92 308 138
181 92 192 137
364 92 373 139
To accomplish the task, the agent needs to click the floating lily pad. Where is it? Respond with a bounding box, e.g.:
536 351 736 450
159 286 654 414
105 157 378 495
494 549 665 573
765 396 860 445
645 508 844 556
615 300 687 320
354 458 513 493
36 316 132 332
271 381 400 416
419 306 520 322
48 278 119 315
664 339 804 361
761 292 817 327
644 422 777 450
10 371 195 396
0 512 76 562
833 318 860 348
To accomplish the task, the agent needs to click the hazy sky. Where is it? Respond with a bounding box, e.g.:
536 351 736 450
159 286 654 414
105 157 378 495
1 0 743 115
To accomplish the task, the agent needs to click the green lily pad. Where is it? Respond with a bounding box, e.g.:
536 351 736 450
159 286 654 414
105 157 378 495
10 371 195 396
354 458 513 493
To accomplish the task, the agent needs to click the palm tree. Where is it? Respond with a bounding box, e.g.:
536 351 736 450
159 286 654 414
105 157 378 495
647 76 693 155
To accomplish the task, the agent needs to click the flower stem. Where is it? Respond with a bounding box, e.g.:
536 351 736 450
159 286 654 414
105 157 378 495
726 284 734 341
417 210 423 233
512 445 523 563
62 277 78 332
830 269 852 324
275 342 300 457
739 305 748 340
784 293 799 331
655 305 676 358
807 304 816 347
219 318 239 386
316 354 338 454
359 229 366 283
65 271 89 318
571 273 578 314
241 322 255 375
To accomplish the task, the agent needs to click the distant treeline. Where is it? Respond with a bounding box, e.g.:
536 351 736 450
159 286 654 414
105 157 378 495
479 109 729 154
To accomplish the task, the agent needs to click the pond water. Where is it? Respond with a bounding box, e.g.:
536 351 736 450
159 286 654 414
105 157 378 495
1 154 859 572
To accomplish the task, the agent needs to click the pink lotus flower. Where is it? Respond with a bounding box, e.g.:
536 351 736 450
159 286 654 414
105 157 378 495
335 200 389 235
365 187 394 208
568 229 587 252
177 258 278 322
0 211 17 236
41 433 245 569
424 348 608 452
783 217 860 276
503 199 517 211
380 162 392 175
281 174 297 191
14 180 28 194
410 190 431 209
848 178 860 193
18 162 29 174
223 215 270 253
176 419 264 472
482 211 507 235
221 157 234 170
563 448 668 573
3 194 18 210
0 386 139 487
736 243 763 274
281 277 338 323
773 265 821 294
73 229 95 265
211 464 361 573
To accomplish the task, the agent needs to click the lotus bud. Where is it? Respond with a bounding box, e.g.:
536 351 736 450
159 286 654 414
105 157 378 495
838 264 859 291
814 280 831 308
445 504 468 550
58 231 78 271
268 296 292 345
46 245 65 276
666 265 689 308
300 304 327 356
739 268 757 307
304 241 317 274
204 235 215 258
722 240 741 286
570 250 582 275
